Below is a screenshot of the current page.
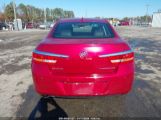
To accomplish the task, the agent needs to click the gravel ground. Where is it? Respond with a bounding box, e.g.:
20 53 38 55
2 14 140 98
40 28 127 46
0 27 161 119
0 29 48 117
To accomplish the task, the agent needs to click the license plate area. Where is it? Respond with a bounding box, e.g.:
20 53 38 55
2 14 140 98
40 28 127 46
63 81 108 95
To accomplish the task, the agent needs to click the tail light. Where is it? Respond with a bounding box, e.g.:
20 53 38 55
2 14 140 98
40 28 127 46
32 52 57 64
110 52 134 63
32 49 69 64
99 50 134 64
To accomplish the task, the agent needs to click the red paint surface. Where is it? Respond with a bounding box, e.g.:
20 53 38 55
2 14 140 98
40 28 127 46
31 18 135 96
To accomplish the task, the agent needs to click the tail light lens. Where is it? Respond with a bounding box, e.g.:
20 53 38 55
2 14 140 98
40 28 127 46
32 49 69 64
32 52 57 64
110 52 134 63
99 50 134 64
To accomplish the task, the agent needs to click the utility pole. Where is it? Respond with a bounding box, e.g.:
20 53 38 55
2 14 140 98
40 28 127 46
13 0 19 30
3 0 6 23
146 4 150 25
44 8 47 29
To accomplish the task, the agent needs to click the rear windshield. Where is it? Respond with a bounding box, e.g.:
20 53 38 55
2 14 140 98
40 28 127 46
53 22 114 39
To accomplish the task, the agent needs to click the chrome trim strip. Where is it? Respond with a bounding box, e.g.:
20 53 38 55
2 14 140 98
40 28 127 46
33 49 69 58
99 50 133 58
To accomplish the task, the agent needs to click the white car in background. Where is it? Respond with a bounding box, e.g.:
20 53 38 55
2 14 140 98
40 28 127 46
50 23 55 28
39 23 50 29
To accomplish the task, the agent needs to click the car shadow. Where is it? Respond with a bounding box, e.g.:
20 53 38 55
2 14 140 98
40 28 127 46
28 97 68 120
16 85 68 119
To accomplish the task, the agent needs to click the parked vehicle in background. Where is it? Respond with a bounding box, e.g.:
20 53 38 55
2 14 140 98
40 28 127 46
8 22 14 30
39 23 50 29
0 22 9 30
26 22 34 29
50 23 55 28
32 18 135 97
39 24 46 29
119 21 130 26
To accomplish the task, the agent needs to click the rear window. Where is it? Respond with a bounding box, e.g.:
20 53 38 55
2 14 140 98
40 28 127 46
53 22 114 38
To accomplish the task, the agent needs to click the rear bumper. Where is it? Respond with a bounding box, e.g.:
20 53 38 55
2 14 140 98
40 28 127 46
32 62 134 96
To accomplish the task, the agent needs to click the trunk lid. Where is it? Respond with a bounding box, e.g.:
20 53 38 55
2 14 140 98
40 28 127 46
35 38 130 75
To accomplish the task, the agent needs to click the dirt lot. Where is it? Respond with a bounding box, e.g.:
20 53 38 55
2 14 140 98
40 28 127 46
0 27 161 119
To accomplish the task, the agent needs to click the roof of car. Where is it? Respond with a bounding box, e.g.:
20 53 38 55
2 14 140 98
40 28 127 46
58 18 108 23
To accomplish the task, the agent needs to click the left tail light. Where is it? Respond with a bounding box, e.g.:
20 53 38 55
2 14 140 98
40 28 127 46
32 49 69 64
32 52 57 64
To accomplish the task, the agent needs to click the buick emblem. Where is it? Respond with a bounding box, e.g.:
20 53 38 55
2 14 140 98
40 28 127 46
80 50 88 59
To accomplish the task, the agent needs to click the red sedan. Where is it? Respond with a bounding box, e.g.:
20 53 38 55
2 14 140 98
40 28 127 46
26 23 34 29
31 18 134 97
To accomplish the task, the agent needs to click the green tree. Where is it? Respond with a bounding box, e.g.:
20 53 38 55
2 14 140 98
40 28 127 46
53 8 64 20
122 17 130 21
4 2 14 21
3 2 75 22
64 11 74 18
0 12 5 21
17 3 28 22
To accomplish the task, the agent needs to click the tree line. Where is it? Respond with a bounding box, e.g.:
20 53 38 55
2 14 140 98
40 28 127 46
0 2 75 22
122 16 152 23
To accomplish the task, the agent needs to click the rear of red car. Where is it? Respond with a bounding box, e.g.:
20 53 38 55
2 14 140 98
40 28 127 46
26 23 34 29
31 18 134 97
120 21 130 26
